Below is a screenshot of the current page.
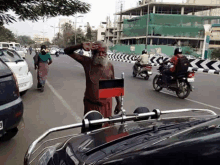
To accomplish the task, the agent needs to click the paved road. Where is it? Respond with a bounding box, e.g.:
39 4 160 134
0 53 220 165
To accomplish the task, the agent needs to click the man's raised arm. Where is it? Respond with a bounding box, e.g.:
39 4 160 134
64 43 88 65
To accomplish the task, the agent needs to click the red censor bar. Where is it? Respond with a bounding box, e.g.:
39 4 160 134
99 88 124 98
99 79 124 98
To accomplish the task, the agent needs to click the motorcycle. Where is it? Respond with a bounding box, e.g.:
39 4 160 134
55 51 59 57
132 59 152 80
153 61 195 99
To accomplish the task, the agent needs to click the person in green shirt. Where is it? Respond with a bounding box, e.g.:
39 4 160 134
33 45 52 92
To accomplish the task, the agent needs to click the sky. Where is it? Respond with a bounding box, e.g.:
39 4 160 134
5 0 184 42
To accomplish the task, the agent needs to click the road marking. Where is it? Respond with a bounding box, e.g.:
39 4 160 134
46 80 82 123
32 62 82 123
160 91 220 110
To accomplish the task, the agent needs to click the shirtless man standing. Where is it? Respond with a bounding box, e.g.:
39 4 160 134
64 41 121 118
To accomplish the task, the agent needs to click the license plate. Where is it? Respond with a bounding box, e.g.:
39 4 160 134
19 83 27 88
148 71 152 75
187 78 195 82
0 121 3 131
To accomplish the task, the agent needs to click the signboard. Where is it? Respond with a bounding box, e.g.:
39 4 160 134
130 46 135 51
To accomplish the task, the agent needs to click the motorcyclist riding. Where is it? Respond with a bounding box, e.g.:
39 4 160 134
162 47 189 84
134 49 150 74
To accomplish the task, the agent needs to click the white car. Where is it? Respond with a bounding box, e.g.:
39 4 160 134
50 48 59 55
75 49 91 57
0 49 33 95
8 47 26 59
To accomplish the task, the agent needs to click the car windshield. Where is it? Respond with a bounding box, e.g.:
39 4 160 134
0 49 23 62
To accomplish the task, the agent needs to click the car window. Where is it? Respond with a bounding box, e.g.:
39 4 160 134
0 49 23 62
2 44 9 48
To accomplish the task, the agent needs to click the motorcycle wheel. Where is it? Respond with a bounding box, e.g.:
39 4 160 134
153 75 163 92
144 71 149 80
176 81 190 99
133 71 137 77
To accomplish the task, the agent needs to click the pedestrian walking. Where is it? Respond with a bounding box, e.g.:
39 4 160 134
29 46 32 55
33 45 52 92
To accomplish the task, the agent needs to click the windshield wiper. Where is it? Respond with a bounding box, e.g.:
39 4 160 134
15 59 24 63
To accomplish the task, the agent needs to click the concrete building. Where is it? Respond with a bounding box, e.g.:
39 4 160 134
33 34 50 44
97 27 106 42
112 0 220 53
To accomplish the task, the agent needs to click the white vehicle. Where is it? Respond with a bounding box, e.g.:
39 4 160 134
8 42 21 48
50 47 59 55
0 42 10 49
0 49 33 95
8 47 26 59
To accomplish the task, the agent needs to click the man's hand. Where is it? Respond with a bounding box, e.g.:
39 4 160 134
34 65 38 70
82 42 92 51
114 103 121 115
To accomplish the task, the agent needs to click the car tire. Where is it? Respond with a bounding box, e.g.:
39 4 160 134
20 90 28 96
0 127 18 142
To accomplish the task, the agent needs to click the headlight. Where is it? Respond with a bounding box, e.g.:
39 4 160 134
38 144 59 165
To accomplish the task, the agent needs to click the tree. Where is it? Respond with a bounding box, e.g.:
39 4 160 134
0 26 16 42
85 22 92 41
52 32 64 47
16 35 35 45
0 0 90 25
69 28 86 46
42 41 51 47
91 29 97 41
62 23 74 47
211 48 220 60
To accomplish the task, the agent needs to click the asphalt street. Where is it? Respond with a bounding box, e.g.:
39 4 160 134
0 52 220 165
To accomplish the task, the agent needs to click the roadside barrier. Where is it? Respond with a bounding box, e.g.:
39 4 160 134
108 53 220 75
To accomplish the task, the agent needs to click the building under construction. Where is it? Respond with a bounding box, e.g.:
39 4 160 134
111 0 220 55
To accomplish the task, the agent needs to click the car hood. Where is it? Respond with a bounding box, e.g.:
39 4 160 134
53 115 218 164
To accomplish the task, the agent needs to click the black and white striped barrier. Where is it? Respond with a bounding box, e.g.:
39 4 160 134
108 53 220 75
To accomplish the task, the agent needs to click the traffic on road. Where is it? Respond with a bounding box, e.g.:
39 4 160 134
0 42 219 165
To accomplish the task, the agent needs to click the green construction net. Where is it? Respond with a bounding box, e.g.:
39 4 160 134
123 14 220 38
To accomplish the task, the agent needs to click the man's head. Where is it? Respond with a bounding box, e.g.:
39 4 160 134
91 41 108 66
174 47 182 56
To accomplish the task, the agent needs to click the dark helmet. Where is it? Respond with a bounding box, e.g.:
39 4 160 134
174 47 182 55
142 49 148 54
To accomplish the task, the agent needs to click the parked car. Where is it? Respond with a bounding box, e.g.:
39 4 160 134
9 47 26 59
24 107 219 165
0 58 24 141
0 42 10 49
59 48 65 54
0 49 33 96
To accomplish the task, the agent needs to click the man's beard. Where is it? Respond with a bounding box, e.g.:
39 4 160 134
93 56 108 66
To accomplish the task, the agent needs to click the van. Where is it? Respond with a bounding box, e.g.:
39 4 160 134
8 42 21 48
0 42 10 49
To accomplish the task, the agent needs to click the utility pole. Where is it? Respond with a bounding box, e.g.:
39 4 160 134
118 3 123 44
146 3 150 49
